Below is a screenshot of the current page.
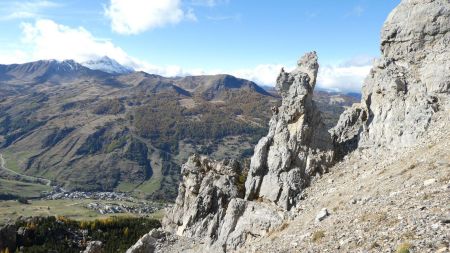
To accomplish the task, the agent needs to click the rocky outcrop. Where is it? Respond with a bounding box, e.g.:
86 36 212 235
245 52 334 210
161 155 284 252
157 52 332 252
163 155 245 243
333 0 450 151
130 1 450 252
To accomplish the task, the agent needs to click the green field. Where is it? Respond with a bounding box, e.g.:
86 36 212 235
0 178 51 198
0 199 165 226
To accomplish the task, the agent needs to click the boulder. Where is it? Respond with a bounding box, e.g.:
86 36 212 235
245 51 334 210
126 232 157 253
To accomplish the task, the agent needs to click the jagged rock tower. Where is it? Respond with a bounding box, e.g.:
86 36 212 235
245 52 334 210
332 0 450 152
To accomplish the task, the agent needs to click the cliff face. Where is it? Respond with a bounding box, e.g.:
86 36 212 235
163 155 244 242
332 0 450 151
161 52 328 251
129 1 450 252
245 52 334 210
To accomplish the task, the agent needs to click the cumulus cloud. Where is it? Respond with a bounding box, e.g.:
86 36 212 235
317 64 372 92
230 64 286 86
5 19 373 93
14 19 195 77
21 19 132 63
228 58 374 93
104 0 195 35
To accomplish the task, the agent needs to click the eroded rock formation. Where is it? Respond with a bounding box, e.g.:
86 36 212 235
163 155 245 243
332 0 450 151
162 155 284 252
245 52 334 210
130 1 450 252
160 52 331 252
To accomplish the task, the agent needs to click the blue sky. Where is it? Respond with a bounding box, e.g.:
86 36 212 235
0 0 401 91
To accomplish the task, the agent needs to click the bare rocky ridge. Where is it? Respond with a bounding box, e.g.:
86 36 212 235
163 155 244 241
245 52 334 210
332 0 450 152
132 53 332 252
128 0 450 252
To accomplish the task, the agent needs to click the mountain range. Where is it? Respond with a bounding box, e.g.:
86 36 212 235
0 58 357 200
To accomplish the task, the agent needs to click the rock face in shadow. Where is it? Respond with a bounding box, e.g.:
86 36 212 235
332 0 450 151
244 52 334 210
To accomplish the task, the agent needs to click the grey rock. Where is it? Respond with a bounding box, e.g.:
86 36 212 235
161 155 284 252
315 208 330 222
83 241 103 253
163 154 244 244
126 231 157 253
333 0 450 149
213 199 284 252
0 224 16 252
245 51 334 210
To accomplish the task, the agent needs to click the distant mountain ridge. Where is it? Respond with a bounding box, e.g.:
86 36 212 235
0 58 356 200
82 56 134 75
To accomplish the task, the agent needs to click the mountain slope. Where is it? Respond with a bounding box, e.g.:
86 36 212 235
175 74 272 100
0 62 279 198
0 59 357 200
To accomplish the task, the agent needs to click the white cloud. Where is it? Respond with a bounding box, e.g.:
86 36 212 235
21 19 132 64
226 58 374 92
317 64 372 92
14 19 196 77
0 0 60 20
190 0 229 7
4 19 373 93
230 64 286 86
104 0 195 35
0 50 29 64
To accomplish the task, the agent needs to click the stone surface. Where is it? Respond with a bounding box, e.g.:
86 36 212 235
213 199 284 252
245 51 334 210
160 154 284 252
163 154 244 244
333 0 450 149
0 224 16 252
126 230 157 253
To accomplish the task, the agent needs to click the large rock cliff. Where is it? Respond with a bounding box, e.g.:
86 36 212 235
160 52 328 251
163 155 245 242
162 156 284 252
245 52 334 210
129 1 450 252
332 0 450 151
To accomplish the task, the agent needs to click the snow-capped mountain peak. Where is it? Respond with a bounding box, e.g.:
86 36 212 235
81 56 133 74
